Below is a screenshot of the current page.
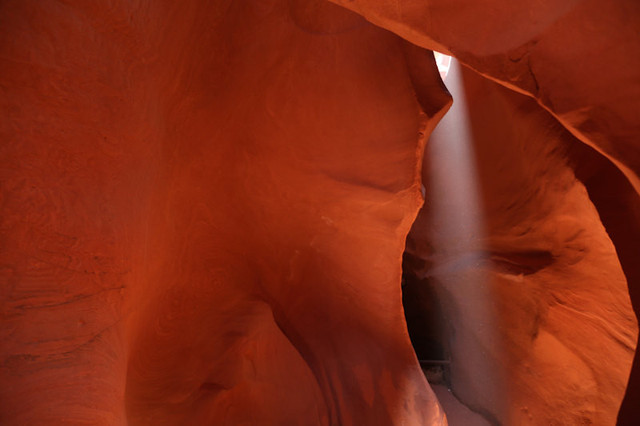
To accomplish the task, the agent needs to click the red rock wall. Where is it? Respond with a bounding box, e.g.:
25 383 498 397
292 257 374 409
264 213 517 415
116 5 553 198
405 61 637 424
331 0 640 422
330 0 640 194
0 1 450 424
568 135 640 425
1 0 638 424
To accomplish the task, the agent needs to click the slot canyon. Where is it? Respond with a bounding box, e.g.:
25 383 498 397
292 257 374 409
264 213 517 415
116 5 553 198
1 0 639 425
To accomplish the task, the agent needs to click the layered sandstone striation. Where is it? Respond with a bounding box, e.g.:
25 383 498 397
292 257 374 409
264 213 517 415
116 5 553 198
1 0 639 425
0 1 450 424
331 0 640 422
330 0 640 194
405 61 637 424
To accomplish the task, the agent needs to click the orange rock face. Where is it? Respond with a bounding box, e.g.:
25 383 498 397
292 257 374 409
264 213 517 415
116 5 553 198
1 0 639 425
0 1 449 424
331 0 640 193
405 61 637 424
332 0 640 423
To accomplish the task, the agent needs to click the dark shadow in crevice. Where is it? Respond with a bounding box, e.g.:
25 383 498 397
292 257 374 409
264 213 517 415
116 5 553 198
489 250 554 276
401 252 451 387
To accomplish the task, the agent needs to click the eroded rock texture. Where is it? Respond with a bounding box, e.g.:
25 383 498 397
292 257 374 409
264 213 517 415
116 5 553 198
0 1 449 424
330 0 640 193
1 0 639 425
331 0 640 423
405 61 637 425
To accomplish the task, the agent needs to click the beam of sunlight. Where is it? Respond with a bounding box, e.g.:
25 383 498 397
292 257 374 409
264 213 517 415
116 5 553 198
423 58 506 421
434 52 452 81
428 59 485 258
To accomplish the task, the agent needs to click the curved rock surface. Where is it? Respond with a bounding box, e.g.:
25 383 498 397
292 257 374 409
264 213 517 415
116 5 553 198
0 1 451 424
1 0 639 424
405 61 637 425
330 0 640 194
330 0 640 422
